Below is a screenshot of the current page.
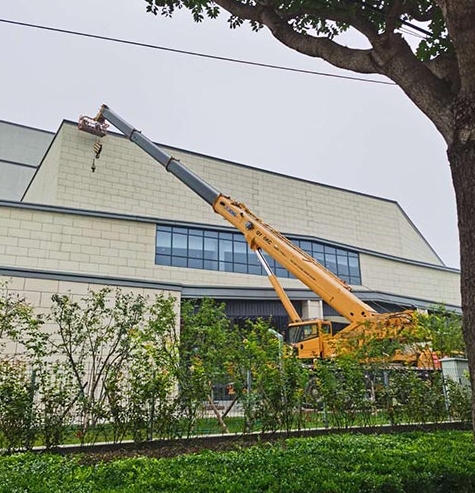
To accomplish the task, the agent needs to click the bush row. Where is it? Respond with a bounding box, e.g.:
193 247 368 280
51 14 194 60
0 283 470 450
0 431 473 492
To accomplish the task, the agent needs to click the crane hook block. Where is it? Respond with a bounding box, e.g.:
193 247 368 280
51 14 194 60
78 115 109 137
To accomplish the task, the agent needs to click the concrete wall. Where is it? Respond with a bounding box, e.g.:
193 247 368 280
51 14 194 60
0 203 285 289
359 254 460 307
2 275 180 317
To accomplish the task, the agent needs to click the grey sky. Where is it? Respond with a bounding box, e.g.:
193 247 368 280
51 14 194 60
0 0 459 268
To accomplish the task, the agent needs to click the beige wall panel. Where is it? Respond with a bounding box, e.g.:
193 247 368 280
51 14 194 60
23 132 62 204
2 276 180 309
0 205 289 289
0 202 460 309
359 254 460 306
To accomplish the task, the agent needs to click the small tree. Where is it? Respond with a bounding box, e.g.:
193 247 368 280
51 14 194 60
50 288 148 442
379 368 446 424
445 378 472 423
121 294 179 441
227 318 309 433
311 356 371 429
178 298 238 434
0 280 48 450
0 360 37 451
415 306 465 358
37 360 77 449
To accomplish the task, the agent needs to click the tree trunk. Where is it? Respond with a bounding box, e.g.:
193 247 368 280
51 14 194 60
448 97 475 431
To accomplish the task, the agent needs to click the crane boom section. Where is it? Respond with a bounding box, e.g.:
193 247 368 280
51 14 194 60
87 105 377 323
213 196 376 323
98 105 220 206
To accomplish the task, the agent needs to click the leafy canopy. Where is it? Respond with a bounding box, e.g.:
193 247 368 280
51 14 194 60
145 0 452 60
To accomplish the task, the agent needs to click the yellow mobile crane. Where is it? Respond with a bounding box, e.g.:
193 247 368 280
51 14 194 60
78 106 433 367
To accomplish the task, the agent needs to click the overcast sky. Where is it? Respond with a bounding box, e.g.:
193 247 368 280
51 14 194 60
0 0 459 268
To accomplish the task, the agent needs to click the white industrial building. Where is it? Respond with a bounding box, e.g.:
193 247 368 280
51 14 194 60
0 118 461 336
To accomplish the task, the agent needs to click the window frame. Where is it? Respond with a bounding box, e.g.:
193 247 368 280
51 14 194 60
155 224 362 284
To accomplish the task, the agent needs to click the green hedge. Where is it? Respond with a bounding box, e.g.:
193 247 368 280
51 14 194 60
0 431 474 492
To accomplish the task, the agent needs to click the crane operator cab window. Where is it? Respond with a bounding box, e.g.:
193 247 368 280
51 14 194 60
287 323 317 344
287 321 332 345
287 324 310 344
320 321 332 336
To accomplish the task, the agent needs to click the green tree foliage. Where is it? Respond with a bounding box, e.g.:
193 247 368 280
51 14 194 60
226 318 309 432
0 360 37 451
377 368 446 424
0 282 46 450
0 283 183 447
311 356 451 427
415 306 465 357
145 1 451 60
105 294 179 441
178 298 240 433
179 304 309 434
50 289 182 443
37 360 76 449
445 378 472 423
50 288 150 441
310 357 373 428
0 282 471 445
0 281 48 363
180 298 234 386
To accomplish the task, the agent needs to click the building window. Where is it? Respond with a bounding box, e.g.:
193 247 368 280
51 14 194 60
156 225 361 285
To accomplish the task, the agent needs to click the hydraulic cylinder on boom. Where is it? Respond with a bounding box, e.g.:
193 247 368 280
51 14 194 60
78 105 425 365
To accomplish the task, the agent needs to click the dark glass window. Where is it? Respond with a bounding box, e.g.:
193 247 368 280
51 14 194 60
155 224 361 284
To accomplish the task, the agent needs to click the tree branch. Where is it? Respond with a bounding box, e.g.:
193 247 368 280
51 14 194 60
293 3 380 42
370 32 453 141
402 2 435 22
385 0 405 34
214 0 453 141
424 53 460 94
215 0 378 73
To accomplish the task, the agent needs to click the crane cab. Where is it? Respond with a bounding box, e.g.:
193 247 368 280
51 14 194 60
286 319 333 359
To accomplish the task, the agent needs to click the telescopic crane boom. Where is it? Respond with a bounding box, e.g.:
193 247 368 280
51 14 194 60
78 105 419 362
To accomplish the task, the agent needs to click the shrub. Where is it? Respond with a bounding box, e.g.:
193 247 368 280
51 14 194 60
0 360 37 451
0 431 473 492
